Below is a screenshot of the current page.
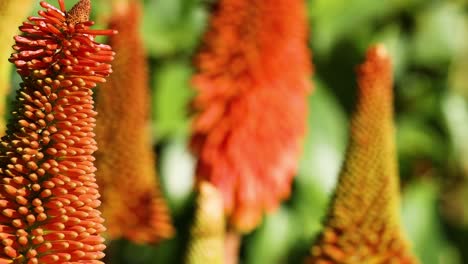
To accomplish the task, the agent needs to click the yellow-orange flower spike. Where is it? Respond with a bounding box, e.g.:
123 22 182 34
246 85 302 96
305 45 419 264
190 0 313 233
186 182 225 264
95 0 174 243
0 0 34 135
0 0 116 263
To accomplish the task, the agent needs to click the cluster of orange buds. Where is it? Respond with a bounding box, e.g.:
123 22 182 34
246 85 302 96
95 0 174 244
0 0 115 263
306 45 419 263
190 0 313 233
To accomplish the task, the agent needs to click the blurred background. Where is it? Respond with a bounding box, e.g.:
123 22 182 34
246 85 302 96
6 0 468 263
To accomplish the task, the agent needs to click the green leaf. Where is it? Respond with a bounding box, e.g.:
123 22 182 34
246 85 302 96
442 92 468 163
244 208 298 264
293 80 348 242
142 0 207 56
308 0 392 55
297 80 347 203
152 61 193 139
402 181 461 264
397 116 447 165
411 2 465 66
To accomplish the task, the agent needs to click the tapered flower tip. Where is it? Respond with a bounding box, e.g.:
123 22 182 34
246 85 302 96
186 182 225 264
67 0 91 24
358 43 391 97
9 0 116 83
196 182 225 227
373 43 389 58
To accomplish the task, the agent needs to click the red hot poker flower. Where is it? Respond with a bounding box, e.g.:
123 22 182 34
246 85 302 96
190 0 313 232
0 0 115 263
95 0 174 243
305 45 419 263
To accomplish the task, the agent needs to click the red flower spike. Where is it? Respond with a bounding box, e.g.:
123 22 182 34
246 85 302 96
0 0 115 263
305 45 419 263
190 0 313 232
95 0 174 243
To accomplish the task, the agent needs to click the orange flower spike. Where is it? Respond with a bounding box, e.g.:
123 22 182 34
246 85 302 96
0 0 115 263
190 0 312 232
305 45 419 263
95 0 174 243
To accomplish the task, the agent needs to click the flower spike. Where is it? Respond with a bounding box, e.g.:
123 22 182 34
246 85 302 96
0 0 115 263
305 45 419 263
94 0 174 243
190 0 313 233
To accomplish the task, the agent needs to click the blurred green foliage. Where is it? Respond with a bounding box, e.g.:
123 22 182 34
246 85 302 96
7 0 468 263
